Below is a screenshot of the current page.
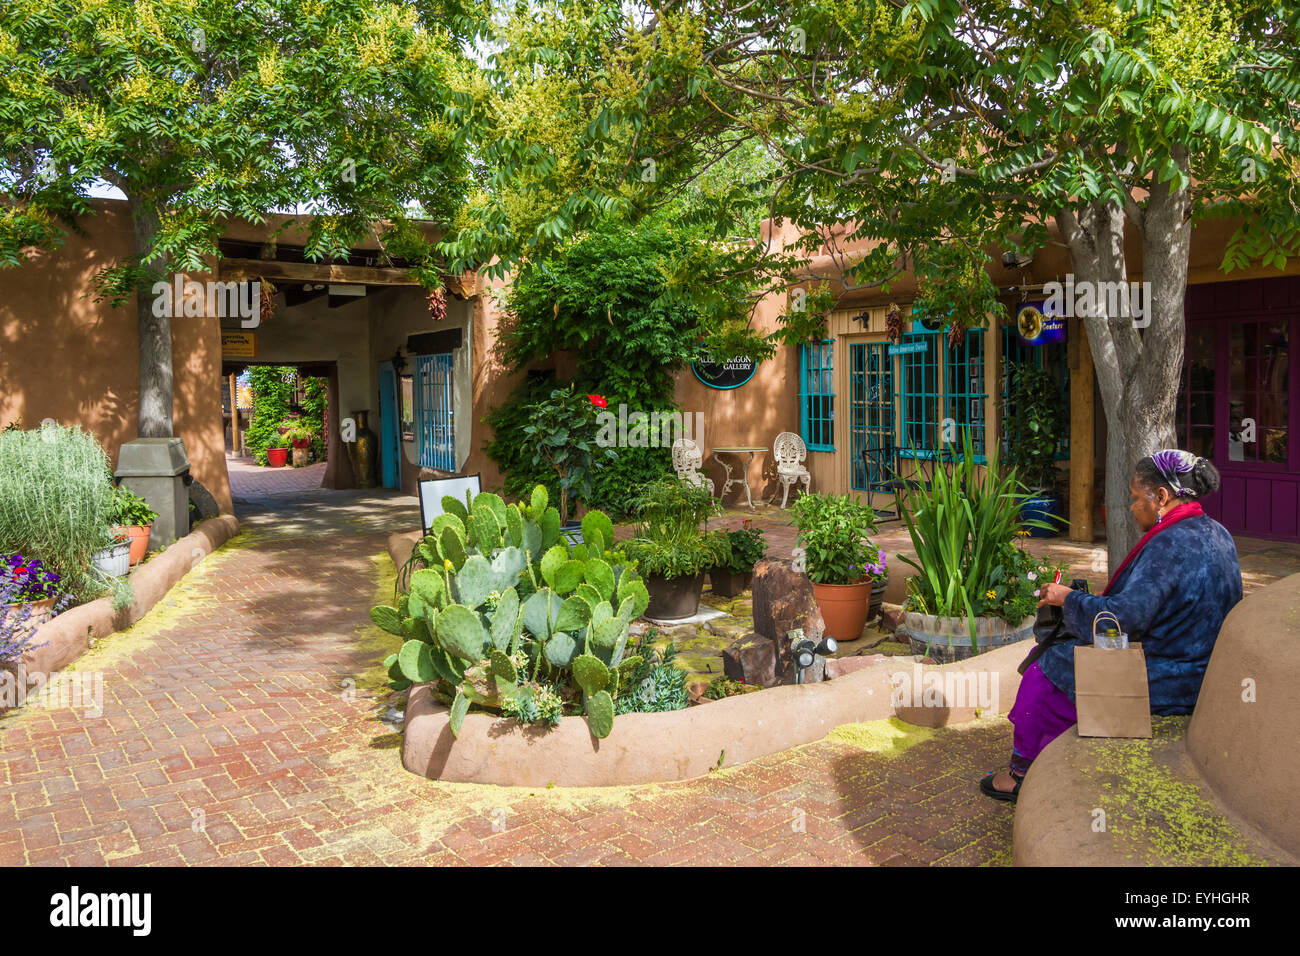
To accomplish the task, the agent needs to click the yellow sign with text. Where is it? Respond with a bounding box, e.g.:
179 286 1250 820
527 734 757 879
221 331 258 358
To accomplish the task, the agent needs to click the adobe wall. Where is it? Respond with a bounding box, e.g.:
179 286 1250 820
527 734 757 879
0 199 233 513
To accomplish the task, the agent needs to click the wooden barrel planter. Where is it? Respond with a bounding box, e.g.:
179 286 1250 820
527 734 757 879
902 612 1035 663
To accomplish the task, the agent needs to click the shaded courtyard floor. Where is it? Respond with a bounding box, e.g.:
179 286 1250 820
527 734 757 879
0 466 1018 866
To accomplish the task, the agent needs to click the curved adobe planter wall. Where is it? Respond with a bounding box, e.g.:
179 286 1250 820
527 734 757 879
2 516 240 706
402 638 1032 788
388 526 1020 787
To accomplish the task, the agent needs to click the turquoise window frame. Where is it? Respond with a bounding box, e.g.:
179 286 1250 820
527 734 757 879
798 339 835 451
944 329 988 460
898 329 942 459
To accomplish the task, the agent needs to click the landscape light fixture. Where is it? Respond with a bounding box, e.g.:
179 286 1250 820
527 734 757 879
794 635 839 683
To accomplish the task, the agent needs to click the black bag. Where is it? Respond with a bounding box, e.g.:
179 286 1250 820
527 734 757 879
1018 578 1091 675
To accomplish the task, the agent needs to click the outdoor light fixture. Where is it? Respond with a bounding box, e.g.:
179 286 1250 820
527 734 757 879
1001 251 1034 269
391 348 407 375
851 311 871 329
793 635 839 683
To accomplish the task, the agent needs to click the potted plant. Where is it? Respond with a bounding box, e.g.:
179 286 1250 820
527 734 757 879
2 553 63 621
709 520 767 597
283 423 315 467
898 441 1058 660
521 386 616 530
789 492 881 642
91 528 131 578
623 476 729 620
1005 363 1067 537
266 434 291 468
107 485 158 566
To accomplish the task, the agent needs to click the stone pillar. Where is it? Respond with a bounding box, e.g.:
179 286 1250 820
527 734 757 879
115 438 192 547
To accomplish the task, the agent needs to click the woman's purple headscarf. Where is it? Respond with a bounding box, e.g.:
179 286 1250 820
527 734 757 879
1152 448 1200 497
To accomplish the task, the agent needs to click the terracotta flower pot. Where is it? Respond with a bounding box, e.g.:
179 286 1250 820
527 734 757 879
267 446 289 467
114 524 152 566
811 579 873 643
1 596 56 625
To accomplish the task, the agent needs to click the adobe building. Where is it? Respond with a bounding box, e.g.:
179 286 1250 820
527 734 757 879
1 198 1296 543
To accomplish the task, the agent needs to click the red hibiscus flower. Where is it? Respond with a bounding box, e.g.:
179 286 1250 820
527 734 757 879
588 394 608 409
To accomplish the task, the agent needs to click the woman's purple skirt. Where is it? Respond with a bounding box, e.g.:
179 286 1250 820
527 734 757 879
1008 661 1078 776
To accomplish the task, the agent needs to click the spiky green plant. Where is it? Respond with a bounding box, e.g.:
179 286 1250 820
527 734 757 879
898 438 1051 647
374 484 650 739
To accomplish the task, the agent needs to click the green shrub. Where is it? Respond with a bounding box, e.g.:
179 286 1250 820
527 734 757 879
107 485 158 527
244 366 296 464
789 492 880 585
621 476 728 579
0 423 115 600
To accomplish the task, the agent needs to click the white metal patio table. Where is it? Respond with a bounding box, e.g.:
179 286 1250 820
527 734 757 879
710 446 767 509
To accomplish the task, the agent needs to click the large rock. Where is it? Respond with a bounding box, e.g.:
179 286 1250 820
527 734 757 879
752 559 825 647
721 633 778 687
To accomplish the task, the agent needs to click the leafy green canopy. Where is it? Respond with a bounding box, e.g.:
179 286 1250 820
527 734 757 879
443 0 1300 341
0 0 486 289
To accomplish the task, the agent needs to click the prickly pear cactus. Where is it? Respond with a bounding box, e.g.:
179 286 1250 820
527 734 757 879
374 484 650 740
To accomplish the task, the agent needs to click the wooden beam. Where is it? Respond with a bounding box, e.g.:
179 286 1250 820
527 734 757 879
218 258 419 286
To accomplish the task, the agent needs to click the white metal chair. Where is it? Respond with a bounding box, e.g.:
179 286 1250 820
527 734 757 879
672 438 715 495
774 432 811 508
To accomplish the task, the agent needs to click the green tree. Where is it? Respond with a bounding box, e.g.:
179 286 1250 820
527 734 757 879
0 0 482 438
454 0 1300 564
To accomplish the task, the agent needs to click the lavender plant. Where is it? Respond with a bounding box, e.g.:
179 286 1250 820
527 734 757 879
0 572 56 666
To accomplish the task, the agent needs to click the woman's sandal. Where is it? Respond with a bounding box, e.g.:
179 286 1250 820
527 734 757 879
979 770 1024 802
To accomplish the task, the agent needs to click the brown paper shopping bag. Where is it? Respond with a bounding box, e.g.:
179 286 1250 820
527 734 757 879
1074 643 1152 738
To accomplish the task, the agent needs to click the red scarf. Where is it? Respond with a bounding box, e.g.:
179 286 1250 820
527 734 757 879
1103 501 1205 595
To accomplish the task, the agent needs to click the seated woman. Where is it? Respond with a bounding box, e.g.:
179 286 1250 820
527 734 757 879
980 449 1242 801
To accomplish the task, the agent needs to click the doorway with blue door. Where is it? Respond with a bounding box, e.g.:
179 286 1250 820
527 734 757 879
378 350 455 490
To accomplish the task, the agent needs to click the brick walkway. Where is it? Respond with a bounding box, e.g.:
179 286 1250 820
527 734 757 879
0 488 1020 866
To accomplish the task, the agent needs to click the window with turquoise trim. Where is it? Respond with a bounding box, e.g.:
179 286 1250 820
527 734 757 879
799 340 835 451
944 329 987 458
898 331 941 456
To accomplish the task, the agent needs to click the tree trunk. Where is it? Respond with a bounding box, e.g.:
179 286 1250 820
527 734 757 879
128 197 174 438
1057 152 1191 573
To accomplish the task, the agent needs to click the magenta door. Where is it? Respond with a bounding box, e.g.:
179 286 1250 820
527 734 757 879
1182 278 1299 541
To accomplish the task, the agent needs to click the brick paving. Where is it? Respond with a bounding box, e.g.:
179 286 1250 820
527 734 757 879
3 468 1290 867
0 475 1022 867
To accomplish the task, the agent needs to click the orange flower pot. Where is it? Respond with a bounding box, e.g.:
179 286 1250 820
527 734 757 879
811 580 873 643
115 524 152 566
